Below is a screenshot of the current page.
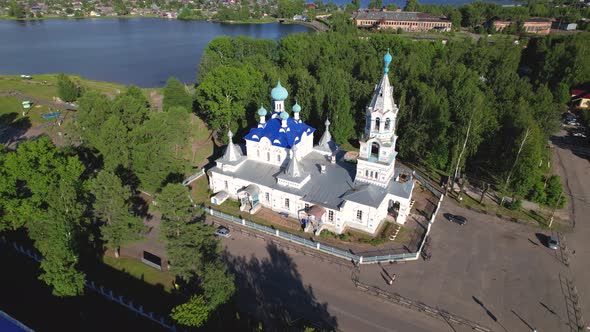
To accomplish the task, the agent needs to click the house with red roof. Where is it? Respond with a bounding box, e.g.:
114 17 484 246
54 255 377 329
571 83 590 109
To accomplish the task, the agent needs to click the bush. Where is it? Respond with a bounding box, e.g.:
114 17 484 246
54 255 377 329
504 199 522 210
57 73 80 102
527 175 566 208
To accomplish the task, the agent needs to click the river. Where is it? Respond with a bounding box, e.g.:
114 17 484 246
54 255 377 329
0 18 311 87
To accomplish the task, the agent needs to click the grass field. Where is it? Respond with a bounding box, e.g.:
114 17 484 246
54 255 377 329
0 74 126 99
103 256 175 293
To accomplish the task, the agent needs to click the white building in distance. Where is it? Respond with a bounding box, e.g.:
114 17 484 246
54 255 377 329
208 51 414 235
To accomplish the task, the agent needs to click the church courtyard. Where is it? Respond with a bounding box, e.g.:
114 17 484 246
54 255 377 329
189 173 435 257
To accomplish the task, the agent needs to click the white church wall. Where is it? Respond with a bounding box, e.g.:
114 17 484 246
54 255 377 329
246 138 289 167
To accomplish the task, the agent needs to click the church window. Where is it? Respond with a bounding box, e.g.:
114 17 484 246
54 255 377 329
385 118 391 130
356 210 363 221
370 142 379 160
224 181 228 189
374 172 378 179
365 170 369 177
304 203 310 211
265 192 270 202
374 117 380 131
328 210 334 222
285 198 290 209
267 152 270 162
257 149 260 158
277 154 281 162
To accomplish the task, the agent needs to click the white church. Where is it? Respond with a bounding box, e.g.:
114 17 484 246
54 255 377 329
207 51 415 235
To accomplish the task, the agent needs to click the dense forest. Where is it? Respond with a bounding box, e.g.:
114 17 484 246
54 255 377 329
0 76 236 328
195 30 589 204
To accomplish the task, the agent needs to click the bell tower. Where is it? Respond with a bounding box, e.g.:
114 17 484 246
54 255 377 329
356 51 400 187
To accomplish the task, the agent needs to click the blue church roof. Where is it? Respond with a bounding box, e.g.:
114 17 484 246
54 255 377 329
244 116 315 148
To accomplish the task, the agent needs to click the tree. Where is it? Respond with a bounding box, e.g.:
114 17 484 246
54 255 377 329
163 77 193 112
34 182 86 297
195 64 264 134
112 95 149 130
95 115 132 170
201 262 235 310
131 110 188 192
57 73 80 102
404 0 420 12
368 0 382 9
157 184 194 230
171 294 210 327
158 184 220 280
545 175 566 208
2 139 91 297
318 67 355 144
352 0 360 10
90 170 145 257
75 91 113 146
8 1 26 18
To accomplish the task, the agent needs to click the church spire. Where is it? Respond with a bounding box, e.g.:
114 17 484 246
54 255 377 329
222 129 241 162
285 145 303 178
318 119 332 147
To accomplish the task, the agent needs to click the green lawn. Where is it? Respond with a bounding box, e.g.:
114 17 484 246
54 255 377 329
0 74 126 100
458 190 552 228
0 96 59 127
0 96 23 116
103 256 175 293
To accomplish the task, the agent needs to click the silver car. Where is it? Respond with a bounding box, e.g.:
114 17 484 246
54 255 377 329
214 226 231 238
548 235 559 250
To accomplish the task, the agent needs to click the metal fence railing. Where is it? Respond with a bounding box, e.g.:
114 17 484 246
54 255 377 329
203 168 445 265
412 171 443 199
0 237 178 331
182 169 205 187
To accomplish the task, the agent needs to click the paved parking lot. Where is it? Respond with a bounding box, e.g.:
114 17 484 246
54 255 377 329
357 201 572 332
215 191 572 331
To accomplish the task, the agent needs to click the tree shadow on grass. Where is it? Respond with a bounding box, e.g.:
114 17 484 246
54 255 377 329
222 243 338 331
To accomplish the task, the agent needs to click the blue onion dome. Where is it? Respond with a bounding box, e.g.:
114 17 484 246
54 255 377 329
383 50 392 74
257 105 268 116
271 81 288 101
292 101 301 113
279 110 289 120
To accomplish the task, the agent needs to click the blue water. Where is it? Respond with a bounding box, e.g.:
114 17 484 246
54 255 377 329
0 18 311 87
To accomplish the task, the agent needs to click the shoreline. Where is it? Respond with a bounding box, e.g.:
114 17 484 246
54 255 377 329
0 14 326 31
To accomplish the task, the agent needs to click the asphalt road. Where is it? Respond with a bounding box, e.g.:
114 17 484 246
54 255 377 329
553 130 590 326
219 184 572 331
220 232 464 332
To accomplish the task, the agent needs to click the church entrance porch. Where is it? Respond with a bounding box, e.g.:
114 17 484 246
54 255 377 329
298 205 326 234
238 184 261 215
387 200 400 221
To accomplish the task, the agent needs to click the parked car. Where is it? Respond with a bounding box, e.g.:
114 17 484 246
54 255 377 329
572 129 587 138
214 225 230 238
447 214 467 226
548 235 559 250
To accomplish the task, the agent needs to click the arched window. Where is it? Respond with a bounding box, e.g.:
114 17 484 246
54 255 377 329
267 152 270 162
257 149 260 158
370 142 379 160
374 117 381 131
385 118 391 130
277 154 281 162
365 170 369 177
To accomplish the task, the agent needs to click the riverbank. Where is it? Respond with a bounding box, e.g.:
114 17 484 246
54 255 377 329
0 14 162 21
0 14 328 32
